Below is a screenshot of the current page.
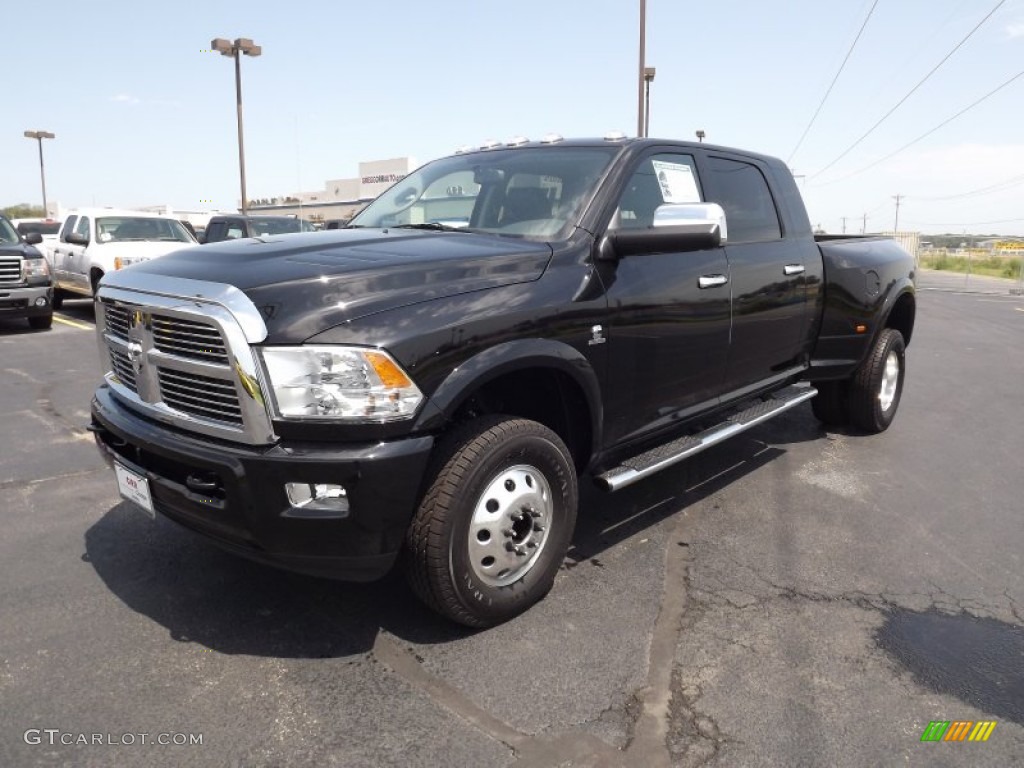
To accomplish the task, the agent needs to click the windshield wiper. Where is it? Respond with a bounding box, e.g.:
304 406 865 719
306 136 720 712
391 222 469 232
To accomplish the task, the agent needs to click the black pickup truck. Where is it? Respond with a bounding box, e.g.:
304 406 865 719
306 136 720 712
0 214 53 330
90 137 914 626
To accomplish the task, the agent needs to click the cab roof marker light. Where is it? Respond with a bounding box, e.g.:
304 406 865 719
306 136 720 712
505 136 529 147
479 139 502 150
539 133 563 144
454 145 473 155
604 130 628 141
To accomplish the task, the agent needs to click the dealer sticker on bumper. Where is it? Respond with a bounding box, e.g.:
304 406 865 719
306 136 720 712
114 463 155 518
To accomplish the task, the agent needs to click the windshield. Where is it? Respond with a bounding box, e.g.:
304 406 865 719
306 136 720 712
350 146 618 240
95 217 194 243
16 221 61 236
0 218 19 244
250 218 315 236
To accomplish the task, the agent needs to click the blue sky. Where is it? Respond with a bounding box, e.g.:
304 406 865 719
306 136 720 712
6 0 1024 235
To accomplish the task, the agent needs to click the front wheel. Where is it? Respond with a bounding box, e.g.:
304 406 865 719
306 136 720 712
847 328 906 433
406 416 578 627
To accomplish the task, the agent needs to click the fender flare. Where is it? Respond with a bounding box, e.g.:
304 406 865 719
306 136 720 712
413 338 603 450
877 278 916 345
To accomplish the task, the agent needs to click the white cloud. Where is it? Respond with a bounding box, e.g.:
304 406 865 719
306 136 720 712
109 93 140 105
1006 21 1024 38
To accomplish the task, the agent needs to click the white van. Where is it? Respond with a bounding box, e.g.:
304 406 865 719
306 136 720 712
51 209 197 307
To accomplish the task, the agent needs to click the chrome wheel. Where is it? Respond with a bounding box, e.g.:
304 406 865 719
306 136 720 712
878 350 900 412
468 464 552 587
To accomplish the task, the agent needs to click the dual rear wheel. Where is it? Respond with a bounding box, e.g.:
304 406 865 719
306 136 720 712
812 328 906 433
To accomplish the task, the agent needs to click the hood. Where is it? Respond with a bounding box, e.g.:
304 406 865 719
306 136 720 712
125 229 553 341
0 242 42 259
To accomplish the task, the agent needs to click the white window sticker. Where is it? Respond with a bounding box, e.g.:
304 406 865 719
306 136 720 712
652 160 701 204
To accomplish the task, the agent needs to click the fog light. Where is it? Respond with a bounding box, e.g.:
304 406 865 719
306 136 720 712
35 297 48 307
284 482 349 515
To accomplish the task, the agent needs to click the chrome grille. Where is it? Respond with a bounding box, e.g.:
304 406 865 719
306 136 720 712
152 316 229 364
109 349 138 392
157 369 243 426
95 279 275 445
104 303 131 342
0 257 21 284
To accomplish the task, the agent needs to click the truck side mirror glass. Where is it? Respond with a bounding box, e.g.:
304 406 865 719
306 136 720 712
24 232 43 245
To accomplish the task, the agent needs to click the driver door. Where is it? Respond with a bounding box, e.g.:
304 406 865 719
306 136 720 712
598 151 732 447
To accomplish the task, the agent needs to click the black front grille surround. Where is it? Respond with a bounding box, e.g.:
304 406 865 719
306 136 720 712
94 276 277 445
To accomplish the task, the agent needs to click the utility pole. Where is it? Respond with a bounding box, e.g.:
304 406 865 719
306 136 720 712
841 216 847 234
862 213 867 234
892 194 903 234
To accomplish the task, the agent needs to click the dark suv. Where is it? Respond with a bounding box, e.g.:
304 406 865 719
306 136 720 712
200 215 315 243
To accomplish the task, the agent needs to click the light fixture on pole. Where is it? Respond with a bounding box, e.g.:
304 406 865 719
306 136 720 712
23 130 55 216
643 67 656 137
211 37 262 215
695 129 705 143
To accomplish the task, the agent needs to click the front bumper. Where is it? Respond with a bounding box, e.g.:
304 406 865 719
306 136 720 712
0 284 53 318
90 385 435 581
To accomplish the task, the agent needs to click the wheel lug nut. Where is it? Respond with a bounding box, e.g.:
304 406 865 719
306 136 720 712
514 546 527 556
533 524 544 532
528 509 541 518
526 541 537 548
505 541 516 552
502 528 514 537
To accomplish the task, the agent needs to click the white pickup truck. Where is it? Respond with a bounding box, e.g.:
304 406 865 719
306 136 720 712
51 209 197 308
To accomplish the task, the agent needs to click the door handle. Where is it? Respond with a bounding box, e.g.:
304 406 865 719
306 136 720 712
783 264 805 276
698 274 729 289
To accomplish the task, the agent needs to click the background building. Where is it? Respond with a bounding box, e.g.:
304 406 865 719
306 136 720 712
248 157 416 224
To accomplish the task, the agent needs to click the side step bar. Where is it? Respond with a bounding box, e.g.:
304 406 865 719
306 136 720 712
595 385 817 492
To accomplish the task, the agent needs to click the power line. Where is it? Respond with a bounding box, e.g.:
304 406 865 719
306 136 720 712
809 0 1007 180
788 0 880 164
914 172 1024 201
816 67 1024 184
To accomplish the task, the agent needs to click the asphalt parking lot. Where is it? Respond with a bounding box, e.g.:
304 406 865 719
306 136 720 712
2 279 1022 767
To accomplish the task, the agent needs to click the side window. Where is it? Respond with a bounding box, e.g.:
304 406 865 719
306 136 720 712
205 222 225 241
60 216 77 241
226 222 245 239
705 158 781 243
75 216 91 241
612 153 702 230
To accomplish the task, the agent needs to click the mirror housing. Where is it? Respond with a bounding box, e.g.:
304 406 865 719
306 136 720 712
600 203 728 260
65 232 89 246
24 232 43 245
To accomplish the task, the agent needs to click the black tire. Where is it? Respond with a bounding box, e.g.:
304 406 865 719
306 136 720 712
810 380 849 426
28 314 53 331
406 416 578 628
847 328 906 433
51 290 65 310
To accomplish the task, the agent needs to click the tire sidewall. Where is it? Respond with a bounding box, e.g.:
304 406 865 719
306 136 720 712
444 427 577 623
870 330 905 430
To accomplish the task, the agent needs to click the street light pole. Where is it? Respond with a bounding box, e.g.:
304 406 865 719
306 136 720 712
643 67 656 137
637 0 646 137
23 130 55 216
212 37 262 215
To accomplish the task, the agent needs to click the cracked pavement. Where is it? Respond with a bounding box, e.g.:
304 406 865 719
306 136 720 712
2 288 1023 766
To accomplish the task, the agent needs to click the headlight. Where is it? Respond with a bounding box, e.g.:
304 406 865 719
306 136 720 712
260 346 424 422
24 258 50 278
